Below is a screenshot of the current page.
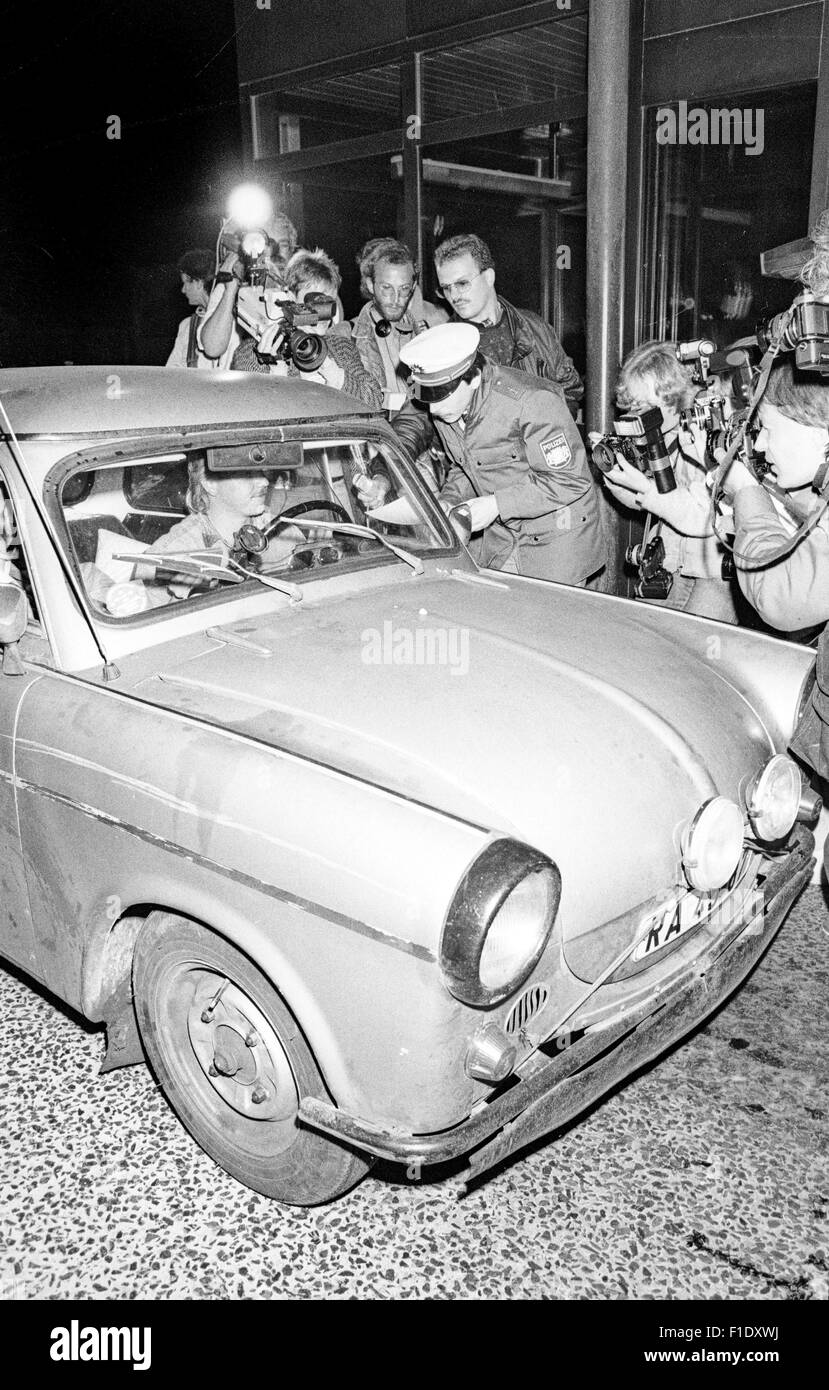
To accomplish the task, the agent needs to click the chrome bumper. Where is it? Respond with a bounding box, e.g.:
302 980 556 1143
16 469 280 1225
299 827 814 1189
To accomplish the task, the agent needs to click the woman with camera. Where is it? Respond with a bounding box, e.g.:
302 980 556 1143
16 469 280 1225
231 249 383 409
725 358 829 631
596 341 740 622
725 357 829 794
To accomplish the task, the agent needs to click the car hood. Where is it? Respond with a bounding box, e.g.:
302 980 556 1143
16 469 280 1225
129 576 776 926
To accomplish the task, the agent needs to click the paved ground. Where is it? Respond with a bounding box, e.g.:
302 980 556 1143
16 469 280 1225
1 887 827 1302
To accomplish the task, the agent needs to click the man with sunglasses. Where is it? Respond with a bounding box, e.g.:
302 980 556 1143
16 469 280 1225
399 323 604 587
434 234 583 415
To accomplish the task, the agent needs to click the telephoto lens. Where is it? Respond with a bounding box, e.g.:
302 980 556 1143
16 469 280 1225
289 330 328 373
638 407 677 494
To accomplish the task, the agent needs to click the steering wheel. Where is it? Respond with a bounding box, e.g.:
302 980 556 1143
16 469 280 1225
280 499 352 525
234 499 353 558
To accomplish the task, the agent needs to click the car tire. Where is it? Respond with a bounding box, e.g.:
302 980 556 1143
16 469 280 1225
132 912 374 1205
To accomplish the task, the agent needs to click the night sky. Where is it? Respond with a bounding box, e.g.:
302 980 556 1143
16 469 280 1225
1 0 243 366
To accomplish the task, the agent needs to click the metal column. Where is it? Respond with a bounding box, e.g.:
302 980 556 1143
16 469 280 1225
586 0 633 591
401 54 424 271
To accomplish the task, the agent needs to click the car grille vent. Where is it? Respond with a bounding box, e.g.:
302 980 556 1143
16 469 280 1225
505 982 550 1036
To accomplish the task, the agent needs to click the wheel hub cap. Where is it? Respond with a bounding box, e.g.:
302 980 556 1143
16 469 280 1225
187 974 298 1122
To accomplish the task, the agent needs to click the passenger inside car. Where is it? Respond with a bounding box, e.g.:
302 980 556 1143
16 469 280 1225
92 459 307 615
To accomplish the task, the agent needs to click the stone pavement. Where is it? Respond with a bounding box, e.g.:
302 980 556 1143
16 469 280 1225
1 888 827 1301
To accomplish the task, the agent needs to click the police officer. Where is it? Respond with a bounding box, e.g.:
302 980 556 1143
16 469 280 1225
399 324 604 586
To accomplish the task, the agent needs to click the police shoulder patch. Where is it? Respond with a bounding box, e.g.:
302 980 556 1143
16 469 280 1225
493 376 523 401
540 431 572 468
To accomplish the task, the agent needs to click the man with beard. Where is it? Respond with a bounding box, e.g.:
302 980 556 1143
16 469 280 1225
351 239 448 503
351 238 446 410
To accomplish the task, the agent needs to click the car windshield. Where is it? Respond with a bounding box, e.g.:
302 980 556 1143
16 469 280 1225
57 436 451 620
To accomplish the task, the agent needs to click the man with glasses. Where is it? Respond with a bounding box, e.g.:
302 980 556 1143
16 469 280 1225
434 233 583 415
352 238 446 410
349 238 448 498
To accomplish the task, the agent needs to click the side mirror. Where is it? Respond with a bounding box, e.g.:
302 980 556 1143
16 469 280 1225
0 582 28 645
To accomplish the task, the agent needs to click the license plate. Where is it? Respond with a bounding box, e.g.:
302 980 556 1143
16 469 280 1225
633 891 714 961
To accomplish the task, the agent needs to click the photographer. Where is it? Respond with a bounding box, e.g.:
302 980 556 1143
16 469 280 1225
597 341 740 622
231 249 383 409
725 358 829 633
199 211 298 369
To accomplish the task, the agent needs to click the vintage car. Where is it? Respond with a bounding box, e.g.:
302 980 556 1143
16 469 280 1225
0 365 820 1205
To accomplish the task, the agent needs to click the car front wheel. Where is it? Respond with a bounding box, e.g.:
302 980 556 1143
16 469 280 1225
132 913 373 1205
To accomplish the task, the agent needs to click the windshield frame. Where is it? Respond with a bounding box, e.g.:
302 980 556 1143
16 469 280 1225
44 420 460 628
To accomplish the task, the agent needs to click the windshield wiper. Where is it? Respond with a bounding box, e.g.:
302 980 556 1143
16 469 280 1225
118 549 303 602
274 516 425 575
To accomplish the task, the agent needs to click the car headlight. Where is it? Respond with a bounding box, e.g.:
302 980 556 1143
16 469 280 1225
746 754 802 842
440 839 561 1007
681 796 745 892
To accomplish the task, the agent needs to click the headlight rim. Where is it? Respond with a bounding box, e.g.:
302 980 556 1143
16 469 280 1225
745 752 802 843
440 838 561 1008
681 794 745 893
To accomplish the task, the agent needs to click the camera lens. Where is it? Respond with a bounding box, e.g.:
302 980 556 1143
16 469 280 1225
625 544 641 567
289 330 327 373
592 441 616 474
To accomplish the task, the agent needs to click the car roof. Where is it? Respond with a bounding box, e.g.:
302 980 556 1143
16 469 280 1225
0 366 375 438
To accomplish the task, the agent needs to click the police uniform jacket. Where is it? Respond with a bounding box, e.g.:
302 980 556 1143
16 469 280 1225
435 362 604 584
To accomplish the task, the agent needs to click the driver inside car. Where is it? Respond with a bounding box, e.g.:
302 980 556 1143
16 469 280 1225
101 459 310 615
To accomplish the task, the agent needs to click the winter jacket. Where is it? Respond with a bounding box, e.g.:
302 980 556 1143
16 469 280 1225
455 296 583 410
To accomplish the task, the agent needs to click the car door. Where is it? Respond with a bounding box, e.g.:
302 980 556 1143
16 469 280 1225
0 479 46 978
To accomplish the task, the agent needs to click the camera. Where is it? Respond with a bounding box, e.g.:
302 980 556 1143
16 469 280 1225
625 533 673 600
679 345 757 469
675 339 717 384
755 292 829 374
235 286 335 373
591 406 677 494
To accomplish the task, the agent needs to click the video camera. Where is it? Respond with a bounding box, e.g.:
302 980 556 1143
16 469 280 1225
755 291 829 374
591 406 677 494
235 285 336 373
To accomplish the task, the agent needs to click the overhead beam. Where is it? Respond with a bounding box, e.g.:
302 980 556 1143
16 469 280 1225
239 0 589 97
761 235 814 281
263 95 587 175
391 156 571 201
